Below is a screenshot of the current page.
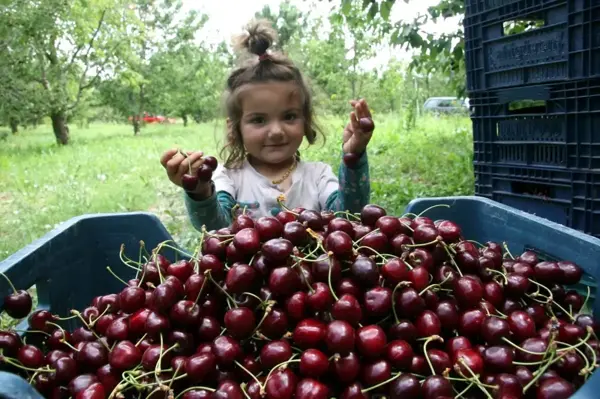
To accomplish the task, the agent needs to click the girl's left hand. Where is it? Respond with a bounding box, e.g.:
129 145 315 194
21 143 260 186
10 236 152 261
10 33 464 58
342 98 374 155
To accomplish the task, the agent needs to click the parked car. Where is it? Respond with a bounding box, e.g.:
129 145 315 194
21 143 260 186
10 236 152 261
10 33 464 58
423 97 469 115
128 113 176 124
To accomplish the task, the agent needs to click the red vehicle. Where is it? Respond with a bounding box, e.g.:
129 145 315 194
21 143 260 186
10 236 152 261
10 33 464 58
128 112 175 124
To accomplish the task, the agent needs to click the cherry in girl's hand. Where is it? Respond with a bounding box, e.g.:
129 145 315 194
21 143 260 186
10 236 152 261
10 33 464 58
342 99 375 156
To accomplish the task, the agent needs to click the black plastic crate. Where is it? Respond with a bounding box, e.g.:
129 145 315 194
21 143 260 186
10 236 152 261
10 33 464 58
464 0 600 91
474 163 600 238
470 79 600 170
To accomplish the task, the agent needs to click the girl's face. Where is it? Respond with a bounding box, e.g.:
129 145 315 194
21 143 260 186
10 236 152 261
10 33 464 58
237 81 306 166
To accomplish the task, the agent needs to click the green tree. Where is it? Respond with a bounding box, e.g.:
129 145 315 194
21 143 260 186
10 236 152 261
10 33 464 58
254 0 307 50
338 0 466 95
0 0 134 144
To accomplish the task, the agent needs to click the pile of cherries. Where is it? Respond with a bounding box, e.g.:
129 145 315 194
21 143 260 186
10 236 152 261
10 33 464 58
1 202 599 399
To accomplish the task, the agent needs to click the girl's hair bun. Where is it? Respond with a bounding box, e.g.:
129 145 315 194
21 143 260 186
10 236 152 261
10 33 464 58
233 18 277 56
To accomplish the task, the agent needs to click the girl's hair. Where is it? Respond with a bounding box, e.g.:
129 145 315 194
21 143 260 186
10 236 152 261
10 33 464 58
220 18 323 168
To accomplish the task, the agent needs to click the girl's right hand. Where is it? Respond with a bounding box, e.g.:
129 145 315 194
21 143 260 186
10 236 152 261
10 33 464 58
160 149 211 195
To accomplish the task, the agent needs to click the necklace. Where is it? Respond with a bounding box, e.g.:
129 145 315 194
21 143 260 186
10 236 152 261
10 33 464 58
272 157 298 185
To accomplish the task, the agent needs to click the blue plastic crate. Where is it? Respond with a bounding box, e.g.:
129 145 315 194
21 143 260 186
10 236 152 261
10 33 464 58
470 79 600 170
0 202 599 397
464 0 600 91
404 195 600 398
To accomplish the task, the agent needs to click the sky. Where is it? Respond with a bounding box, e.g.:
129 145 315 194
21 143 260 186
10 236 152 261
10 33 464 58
181 0 460 68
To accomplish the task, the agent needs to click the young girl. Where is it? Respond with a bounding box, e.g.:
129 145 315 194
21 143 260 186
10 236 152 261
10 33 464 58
160 19 375 232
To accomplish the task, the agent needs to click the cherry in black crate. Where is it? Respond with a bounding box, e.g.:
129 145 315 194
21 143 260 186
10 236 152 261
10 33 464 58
1 272 32 319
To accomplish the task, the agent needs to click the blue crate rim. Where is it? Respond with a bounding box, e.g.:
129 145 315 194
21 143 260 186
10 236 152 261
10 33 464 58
0 211 166 270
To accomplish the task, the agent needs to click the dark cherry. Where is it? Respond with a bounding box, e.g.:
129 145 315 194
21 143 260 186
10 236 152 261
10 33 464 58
233 228 261 255
300 349 329 378
328 217 355 237
504 273 530 297
224 307 256 339
332 294 363 326
517 251 538 266
326 231 354 259
558 261 583 284
283 222 308 246
517 338 548 362
262 238 293 263
350 256 379 288
325 320 356 355
213 381 244 399
483 281 504 308
454 348 484 377
68 374 99 396
298 209 324 230
360 204 386 227
410 355 428 375
458 309 486 337
185 273 208 303
261 307 289 339
118 286 146 314
286 291 308 321
144 311 171 337
494 373 523 398
563 290 584 312
336 278 362 298
407 266 429 291
295 378 329 399
358 231 389 256
408 248 434 271
363 287 392 318
536 377 574 399
427 349 451 374
311 255 342 284
3 288 33 319
356 325 387 358
211 336 242 366
481 315 511 344
109 340 142 371
575 314 600 335
515 366 534 387
76 341 108 370
534 261 562 284
376 216 402 237
396 287 426 318
501 298 523 314
307 282 334 312
415 310 442 337
170 300 201 327
17 344 44 368
98 294 120 314
255 216 284 242
507 310 536 342
381 258 409 285
390 234 413 256
330 351 361 383
269 267 302 297
225 264 257 294
446 336 472 358
456 251 480 274
386 339 413 370
389 373 421 399
421 375 453 399
260 340 293 369
434 301 459 332
166 259 194 283
389 320 418 342
29 310 56 332
264 368 298 399
361 358 391 386
512 262 534 278
106 316 129 341
277 211 297 225
168 330 195 355
232 215 254 233
453 276 483 307
525 303 548 328
558 323 585 344
340 382 367 399
437 220 461 242
293 318 327 349
483 346 514 373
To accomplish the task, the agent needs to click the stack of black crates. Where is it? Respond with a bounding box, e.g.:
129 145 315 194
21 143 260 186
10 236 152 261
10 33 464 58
465 0 600 238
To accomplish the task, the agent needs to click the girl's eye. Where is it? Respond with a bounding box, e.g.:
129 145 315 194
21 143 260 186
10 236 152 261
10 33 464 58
285 113 297 121
251 116 265 124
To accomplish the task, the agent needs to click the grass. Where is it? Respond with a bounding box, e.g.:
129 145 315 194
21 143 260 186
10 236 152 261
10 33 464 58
0 113 474 260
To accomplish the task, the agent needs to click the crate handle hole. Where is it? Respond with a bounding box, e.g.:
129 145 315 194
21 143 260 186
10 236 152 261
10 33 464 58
508 100 547 115
511 181 553 198
503 18 545 36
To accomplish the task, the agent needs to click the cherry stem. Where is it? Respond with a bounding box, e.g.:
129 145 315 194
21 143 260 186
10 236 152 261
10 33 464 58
528 279 554 303
419 274 451 296
455 382 475 399
333 210 361 221
250 304 274 337
261 357 300 394
0 272 17 294
327 253 339 302
391 281 412 323
458 359 493 399
193 273 208 305
442 245 463 277
556 328 593 353
580 286 592 316
582 340 597 375
353 228 381 246
13 329 50 337
502 242 514 260
550 299 576 321
119 244 142 270
53 313 78 321
89 304 112 327
1 356 55 373
106 266 129 286
361 372 403 393
71 310 110 350
423 335 444 375
403 238 441 249
467 240 485 248
156 241 198 262
175 386 216 399
501 337 546 356
416 203 450 217
276 195 299 216
523 351 565 392
206 271 238 308
487 268 508 285
235 360 263 387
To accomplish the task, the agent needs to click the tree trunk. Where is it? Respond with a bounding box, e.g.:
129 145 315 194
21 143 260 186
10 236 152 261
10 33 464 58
9 117 18 134
182 114 188 127
133 119 141 135
50 111 70 145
